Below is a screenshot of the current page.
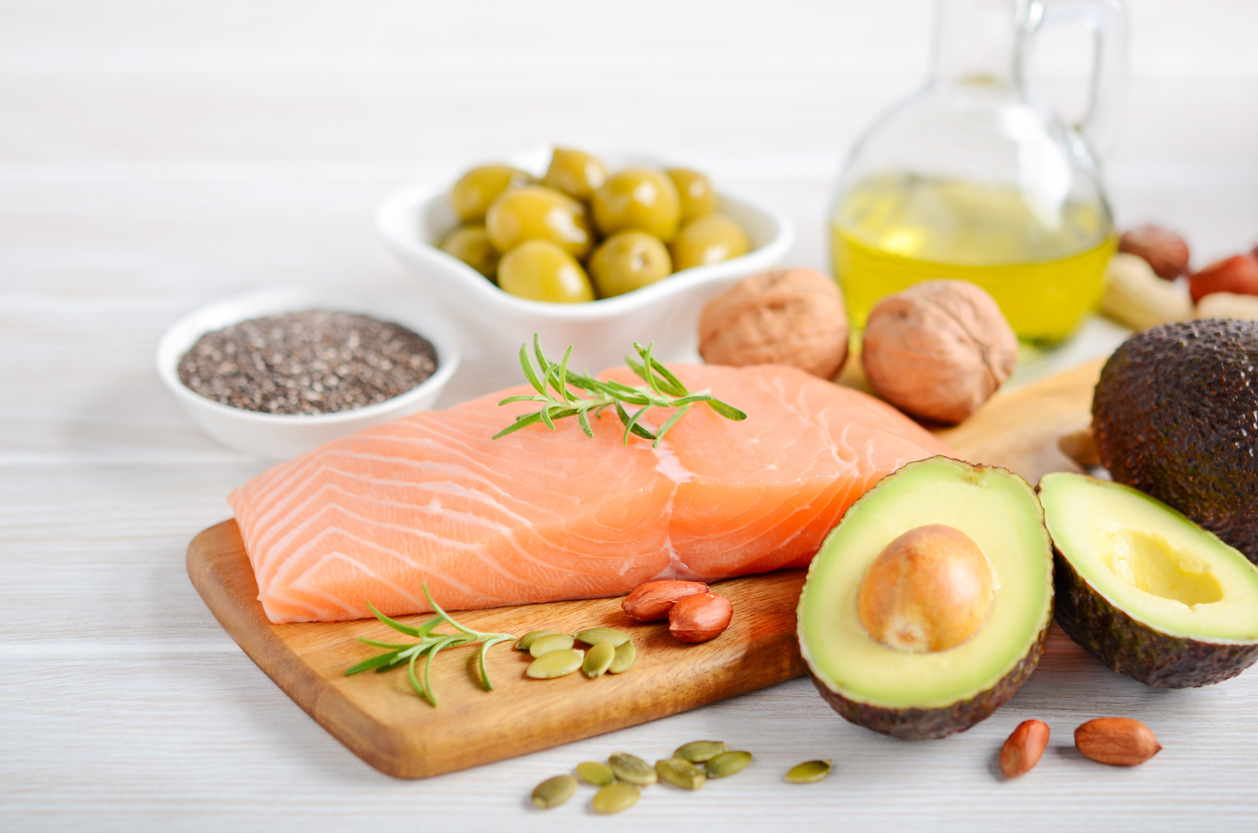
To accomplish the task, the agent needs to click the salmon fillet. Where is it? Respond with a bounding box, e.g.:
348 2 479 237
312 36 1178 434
228 364 951 623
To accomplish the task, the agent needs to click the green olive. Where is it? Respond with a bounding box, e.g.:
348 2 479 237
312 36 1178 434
438 225 501 281
667 168 718 223
449 165 535 224
588 231 673 298
498 239 595 303
486 185 595 259
543 148 607 202
669 214 751 271
591 167 681 242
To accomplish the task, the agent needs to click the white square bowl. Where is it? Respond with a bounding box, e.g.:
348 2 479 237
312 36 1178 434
376 151 794 386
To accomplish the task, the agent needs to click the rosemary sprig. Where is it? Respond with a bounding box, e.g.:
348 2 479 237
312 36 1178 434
345 584 514 707
493 336 747 446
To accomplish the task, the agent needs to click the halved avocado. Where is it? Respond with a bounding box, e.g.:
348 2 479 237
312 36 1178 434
797 456 1054 740
1040 472 1258 688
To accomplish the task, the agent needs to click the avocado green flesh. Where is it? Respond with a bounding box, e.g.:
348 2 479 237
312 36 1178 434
1041 472 1258 688
798 456 1053 736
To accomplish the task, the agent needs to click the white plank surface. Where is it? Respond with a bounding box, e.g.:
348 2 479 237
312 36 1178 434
2 1 1257 830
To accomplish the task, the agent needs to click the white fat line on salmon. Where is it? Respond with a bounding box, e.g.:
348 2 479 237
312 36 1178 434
648 439 698 580
261 497 547 598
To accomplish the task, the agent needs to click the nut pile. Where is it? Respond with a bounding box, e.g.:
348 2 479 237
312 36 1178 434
178 310 437 415
622 580 733 643
999 716 1161 778
531 742 754 813
1106 224 1258 327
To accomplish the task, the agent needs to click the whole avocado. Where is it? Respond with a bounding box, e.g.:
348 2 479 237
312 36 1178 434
1092 319 1258 563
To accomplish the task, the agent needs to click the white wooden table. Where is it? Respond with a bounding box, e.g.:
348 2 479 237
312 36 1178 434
3 1 1256 830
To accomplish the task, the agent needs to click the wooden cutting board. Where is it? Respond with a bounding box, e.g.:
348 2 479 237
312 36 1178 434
186 359 1102 779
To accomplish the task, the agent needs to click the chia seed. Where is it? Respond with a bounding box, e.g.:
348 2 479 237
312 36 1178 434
178 310 438 415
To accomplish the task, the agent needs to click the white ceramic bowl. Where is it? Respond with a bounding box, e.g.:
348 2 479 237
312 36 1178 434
156 286 460 460
376 150 794 388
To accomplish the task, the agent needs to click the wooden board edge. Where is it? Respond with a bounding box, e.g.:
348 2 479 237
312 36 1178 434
186 520 419 777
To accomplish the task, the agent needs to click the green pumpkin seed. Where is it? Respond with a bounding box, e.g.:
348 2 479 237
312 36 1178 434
592 782 640 814
531 774 577 808
608 752 657 785
529 632 576 658
573 627 631 647
705 750 753 778
526 648 584 679
608 640 636 674
576 760 616 786
785 759 832 783
582 641 616 678
655 756 706 790
515 630 560 651
674 740 728 763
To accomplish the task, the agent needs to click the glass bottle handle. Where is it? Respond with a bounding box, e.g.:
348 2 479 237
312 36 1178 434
1032 0 1129 158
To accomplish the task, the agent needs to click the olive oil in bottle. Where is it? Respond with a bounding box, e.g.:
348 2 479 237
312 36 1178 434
831 175 1116 345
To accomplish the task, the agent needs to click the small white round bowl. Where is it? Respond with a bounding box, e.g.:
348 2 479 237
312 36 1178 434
156 286 461 460
376 150 795 388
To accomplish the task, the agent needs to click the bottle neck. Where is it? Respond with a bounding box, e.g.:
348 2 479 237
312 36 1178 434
930 0 1039 89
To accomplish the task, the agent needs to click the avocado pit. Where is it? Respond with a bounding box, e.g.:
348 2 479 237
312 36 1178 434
857 524 994 653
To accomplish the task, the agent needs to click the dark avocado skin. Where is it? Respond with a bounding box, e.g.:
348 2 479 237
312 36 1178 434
808 623 1050 740
1054 549 1258 688
1092 319 1258 564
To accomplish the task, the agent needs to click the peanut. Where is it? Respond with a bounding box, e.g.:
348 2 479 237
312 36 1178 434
1075 717 1161 766
668 592 733 643
622 580 709 622
1000 719 1050 778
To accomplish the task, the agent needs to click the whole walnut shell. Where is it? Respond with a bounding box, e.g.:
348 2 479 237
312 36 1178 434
861 280 1017 424
698 268 848 378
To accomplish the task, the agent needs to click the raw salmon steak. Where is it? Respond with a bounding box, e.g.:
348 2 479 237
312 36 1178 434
228 364 951 623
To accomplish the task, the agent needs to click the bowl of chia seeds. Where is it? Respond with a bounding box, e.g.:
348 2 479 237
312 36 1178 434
157 287 460 459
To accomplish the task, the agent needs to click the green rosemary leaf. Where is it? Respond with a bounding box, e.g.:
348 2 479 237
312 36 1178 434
653 402 692 447
577 407 594 438
421 583 477 638
706 398 749 421
519 343 545 395
345 649 404 676
497 393 545 406
492 412 544 439
366 601 422 637
357 638 417 650
532 334 553 374
539 404 556 431
621 404 657 444
638 344 688 397
408 651 431 705
555 345 575 403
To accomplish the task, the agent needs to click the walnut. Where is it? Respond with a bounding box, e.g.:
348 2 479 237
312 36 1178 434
861 280 1017 424
698 268 849 378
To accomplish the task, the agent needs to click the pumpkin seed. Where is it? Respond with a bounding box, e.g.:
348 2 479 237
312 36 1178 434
515 630 560 651
526 648 584 679
576 760 616 786
592 782 640 814
785 759 832 784
531 774 577 808
529 632 576 658
608 640 636 674
608 752 657 785
573 627 631 647
705 750 753 778
674 740 728 763
655 756 706 790
582 641 616 678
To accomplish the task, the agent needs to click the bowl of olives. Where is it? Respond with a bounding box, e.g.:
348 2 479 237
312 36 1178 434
376 147 793 383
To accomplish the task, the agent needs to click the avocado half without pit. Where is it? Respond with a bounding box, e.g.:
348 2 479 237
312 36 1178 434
1040 472 1258 688
797 456 1054 740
